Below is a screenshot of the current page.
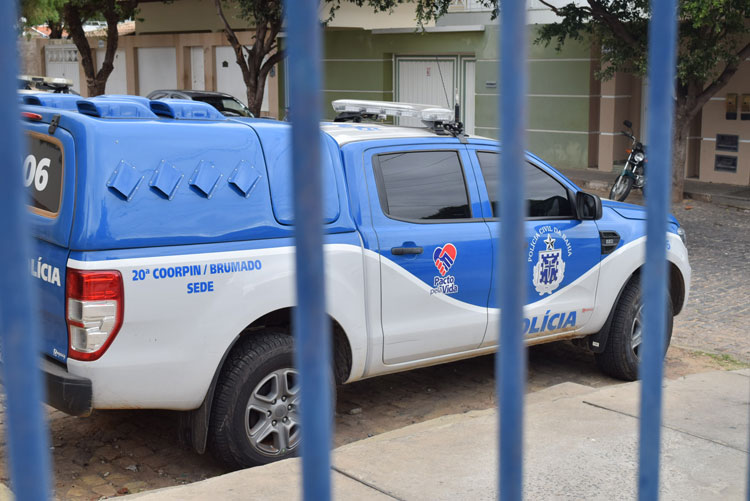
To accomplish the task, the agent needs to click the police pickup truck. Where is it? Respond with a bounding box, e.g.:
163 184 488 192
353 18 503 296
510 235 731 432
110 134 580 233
20 94 690 469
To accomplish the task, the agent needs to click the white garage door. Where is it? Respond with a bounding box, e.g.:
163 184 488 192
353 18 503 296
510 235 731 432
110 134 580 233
137 47 176 97
396 56 476 133
396 58 455 127
215 46 269 112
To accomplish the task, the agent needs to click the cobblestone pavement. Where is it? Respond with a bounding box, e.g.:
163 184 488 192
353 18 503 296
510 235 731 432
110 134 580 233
0 197 747 500
606 191 750 361
669 199 750 361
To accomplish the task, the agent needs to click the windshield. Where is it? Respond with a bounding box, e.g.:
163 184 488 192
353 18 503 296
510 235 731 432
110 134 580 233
193 96 254 117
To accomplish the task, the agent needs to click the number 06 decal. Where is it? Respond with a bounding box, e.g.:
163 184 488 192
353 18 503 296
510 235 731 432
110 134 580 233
25 131 63 217
23 154 51 192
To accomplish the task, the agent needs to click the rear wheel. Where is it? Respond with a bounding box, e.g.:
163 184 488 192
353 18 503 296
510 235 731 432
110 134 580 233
595 275 673 381
609 174 634 202
209 331 301 469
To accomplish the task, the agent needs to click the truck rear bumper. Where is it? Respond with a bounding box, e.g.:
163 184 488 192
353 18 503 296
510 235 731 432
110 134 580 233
43 358 92 416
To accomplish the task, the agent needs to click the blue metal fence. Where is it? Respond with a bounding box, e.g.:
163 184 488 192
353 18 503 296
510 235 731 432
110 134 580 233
497 1 528 499
0 1 747 500
285 1 333 500
0 1 54 500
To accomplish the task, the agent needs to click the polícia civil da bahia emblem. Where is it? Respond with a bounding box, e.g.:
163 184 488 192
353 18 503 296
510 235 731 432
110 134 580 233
533 234 565 295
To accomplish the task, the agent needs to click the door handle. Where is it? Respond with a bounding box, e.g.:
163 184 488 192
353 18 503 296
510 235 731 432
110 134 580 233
391 246 423 255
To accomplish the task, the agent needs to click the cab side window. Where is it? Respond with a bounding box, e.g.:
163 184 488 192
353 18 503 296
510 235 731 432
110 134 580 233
373 150 472 221
476 152 574 219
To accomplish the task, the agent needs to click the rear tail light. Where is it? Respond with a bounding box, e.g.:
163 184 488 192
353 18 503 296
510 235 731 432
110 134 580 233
66 269 124 361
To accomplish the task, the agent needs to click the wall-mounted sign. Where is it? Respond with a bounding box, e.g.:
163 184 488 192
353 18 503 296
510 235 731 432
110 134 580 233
741 94 750 121
726 93 738 120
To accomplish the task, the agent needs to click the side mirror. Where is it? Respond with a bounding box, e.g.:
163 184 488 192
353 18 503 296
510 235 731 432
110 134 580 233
623 119 633 129
576 191 602 220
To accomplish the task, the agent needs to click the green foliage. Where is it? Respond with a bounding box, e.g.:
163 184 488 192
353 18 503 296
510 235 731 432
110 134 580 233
535 0 750 87
63 0 138 23
677 0 750 86
20 0 66 25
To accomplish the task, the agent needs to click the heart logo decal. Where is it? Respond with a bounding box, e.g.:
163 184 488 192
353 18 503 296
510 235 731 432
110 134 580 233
433 243 457 276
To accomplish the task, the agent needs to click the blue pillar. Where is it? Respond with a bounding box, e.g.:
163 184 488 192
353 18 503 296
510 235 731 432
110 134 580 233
0 1 53 499
638 0 679 499
497 1 528 500
284 2 332 500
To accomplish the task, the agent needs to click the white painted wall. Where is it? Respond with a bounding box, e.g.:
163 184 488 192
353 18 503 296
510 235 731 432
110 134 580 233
137 47 177 96
215 46 269 111
321 3 433 29
96 49 127 95
463 59 476 135
44 45 81 94
190 47 205 90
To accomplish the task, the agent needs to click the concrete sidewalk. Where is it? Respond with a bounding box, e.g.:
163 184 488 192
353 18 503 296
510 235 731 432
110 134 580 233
126 369 750 500
559 167 750 210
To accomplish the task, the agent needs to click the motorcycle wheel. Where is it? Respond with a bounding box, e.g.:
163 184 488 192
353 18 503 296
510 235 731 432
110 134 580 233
609 174 634 202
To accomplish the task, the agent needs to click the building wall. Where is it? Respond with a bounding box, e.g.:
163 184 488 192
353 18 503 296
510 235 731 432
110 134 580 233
30 32 279 116
136 0 436 35
136 0 246 34
285 25 595 170
697 59 750 186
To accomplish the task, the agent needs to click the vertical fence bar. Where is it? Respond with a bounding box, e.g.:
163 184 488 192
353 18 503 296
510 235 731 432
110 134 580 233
638 0 678 499
0 1 53 499
284 1 332 500
497 1 528 500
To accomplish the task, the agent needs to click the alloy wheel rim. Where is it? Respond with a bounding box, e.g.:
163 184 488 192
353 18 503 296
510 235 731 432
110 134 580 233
244 368 300 457
631 303 644 357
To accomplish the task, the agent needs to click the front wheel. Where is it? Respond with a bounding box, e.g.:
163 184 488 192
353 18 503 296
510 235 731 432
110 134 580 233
594 275 673 381
609 174 634 202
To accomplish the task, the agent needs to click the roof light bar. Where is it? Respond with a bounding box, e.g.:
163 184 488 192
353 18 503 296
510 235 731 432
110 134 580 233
332 99 454 123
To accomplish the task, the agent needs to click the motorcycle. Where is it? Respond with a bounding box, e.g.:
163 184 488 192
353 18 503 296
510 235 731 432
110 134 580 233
609 120 645 202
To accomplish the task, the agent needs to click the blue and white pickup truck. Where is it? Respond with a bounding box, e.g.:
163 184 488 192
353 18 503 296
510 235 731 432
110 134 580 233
20 94 690 469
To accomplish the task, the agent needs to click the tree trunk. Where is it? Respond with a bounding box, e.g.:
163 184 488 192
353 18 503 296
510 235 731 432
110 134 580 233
246 65 261 117
47 20 64 39
670 118 690 204
63 1 120 97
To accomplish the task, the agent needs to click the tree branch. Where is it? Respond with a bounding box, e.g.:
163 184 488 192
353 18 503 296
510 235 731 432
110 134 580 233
537 0 562 15
62 3 96 92
587 0 640 51
94 0 120 90
214 0 251 79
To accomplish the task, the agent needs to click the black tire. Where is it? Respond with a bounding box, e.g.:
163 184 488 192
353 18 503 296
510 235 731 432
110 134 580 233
609 174 634 202
209 330 301 469
595 275 673 381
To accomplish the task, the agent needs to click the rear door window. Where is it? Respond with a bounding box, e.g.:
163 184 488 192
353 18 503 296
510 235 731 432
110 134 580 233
372 150 472 221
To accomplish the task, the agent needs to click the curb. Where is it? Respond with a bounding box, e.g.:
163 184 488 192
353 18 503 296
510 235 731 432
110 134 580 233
0 483 14 501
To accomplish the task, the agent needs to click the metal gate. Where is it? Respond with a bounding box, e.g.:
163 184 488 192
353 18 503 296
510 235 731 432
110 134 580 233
44 45 81 94
1 0 748 500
